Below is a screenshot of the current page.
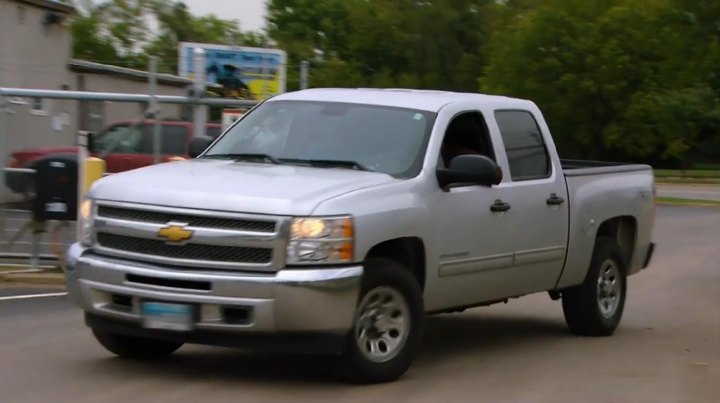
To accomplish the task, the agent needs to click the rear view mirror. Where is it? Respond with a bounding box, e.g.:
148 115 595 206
188 136 214 158
437 155 502 189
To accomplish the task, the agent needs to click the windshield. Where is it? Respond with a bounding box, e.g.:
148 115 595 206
203 100 436 177
91 124 142 155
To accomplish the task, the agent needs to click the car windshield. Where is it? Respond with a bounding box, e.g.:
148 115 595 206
203 100 436 177
91 124 142 155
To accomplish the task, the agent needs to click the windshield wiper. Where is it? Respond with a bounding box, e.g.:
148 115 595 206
282 158 373 171
203 153 281 165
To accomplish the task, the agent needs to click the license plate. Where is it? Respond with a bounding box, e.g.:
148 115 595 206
141 302 194 331
46 202 67 213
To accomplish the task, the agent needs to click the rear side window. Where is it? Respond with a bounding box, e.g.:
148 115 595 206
206 126 222 139
161 126 188 154
494 110 550 181
137 125 188 155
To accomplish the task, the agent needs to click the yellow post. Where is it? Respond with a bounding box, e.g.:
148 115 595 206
83 157 106 194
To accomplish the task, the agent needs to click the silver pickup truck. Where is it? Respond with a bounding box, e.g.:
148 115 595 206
65 88 656 383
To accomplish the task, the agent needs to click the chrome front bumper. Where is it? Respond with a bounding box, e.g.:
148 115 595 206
64 243 363 335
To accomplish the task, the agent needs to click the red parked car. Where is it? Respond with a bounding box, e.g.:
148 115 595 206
5 120 223 196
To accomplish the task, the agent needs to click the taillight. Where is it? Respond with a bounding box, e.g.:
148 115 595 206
7 158 19 168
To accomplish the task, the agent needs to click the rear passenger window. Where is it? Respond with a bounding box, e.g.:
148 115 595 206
494 111 550 181
161 126 188 154
138 125 188 155
206 126 222 139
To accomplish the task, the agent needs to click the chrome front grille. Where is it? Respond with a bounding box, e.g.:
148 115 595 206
97 206 276 233
97 233 273 264
92 202 286 271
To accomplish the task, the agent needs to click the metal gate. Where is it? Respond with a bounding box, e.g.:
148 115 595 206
1 53 259 269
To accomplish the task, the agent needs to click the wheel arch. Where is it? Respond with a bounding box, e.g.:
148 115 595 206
595 216 637 271
365 237 426 291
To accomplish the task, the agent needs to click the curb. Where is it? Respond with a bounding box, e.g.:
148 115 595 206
0 269 67 286
655 201 720 209
655 195 720 208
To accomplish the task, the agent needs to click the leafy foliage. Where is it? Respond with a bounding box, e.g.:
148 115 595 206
69 0 720 166
68 0 265 72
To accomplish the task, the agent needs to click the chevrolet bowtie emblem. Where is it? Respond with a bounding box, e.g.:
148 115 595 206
158 224 193 243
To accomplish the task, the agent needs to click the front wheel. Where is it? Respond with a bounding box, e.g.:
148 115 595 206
561 239 627 336
340 258 425 384
92 330 183 359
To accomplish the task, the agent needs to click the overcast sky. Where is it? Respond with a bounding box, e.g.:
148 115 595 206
181 0 268 32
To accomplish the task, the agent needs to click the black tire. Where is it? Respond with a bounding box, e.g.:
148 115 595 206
562 239 627 336
339 258 426 384
92 330 183 359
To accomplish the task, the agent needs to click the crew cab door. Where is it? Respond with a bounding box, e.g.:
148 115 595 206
489 109 570 295
427 110 516 310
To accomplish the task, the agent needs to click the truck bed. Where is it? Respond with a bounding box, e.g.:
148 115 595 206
555 158 655 289
561 159 653 177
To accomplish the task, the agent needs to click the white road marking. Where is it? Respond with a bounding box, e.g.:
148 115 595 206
0 292 68 301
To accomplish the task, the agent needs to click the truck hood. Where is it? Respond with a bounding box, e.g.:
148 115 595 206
90 159 397 216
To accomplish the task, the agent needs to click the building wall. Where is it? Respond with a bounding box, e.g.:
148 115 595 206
73 73 188 133
0 0 72 90
1 0 77 202
1 0 191 152
0 1 205 202
2 74 189 157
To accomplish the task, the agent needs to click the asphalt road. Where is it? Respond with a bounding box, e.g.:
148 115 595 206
656 184 720 202
0 205 718 403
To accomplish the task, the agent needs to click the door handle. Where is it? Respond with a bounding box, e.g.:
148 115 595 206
490 199 511 212
546 193 565 206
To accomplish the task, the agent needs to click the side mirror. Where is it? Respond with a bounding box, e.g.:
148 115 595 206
188 136 214 158
437 155 503 189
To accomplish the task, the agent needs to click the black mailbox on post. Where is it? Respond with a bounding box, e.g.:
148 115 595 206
31 155 78 222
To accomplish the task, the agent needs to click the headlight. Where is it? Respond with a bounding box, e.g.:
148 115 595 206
79 199 94 246
287 216 354 264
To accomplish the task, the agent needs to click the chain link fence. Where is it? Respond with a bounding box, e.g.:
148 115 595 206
1 82 257 269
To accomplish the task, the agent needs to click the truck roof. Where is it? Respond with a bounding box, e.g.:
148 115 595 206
271 87 536 112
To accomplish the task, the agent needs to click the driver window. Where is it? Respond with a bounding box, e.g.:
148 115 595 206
439 112 494 168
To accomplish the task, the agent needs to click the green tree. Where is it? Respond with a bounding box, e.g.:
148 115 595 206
481 0 720 165
268 0 491 91
69 0 264 74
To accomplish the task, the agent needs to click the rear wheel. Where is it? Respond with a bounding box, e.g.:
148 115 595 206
340 258 425 384
92 330 183 359
562 239 627 336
